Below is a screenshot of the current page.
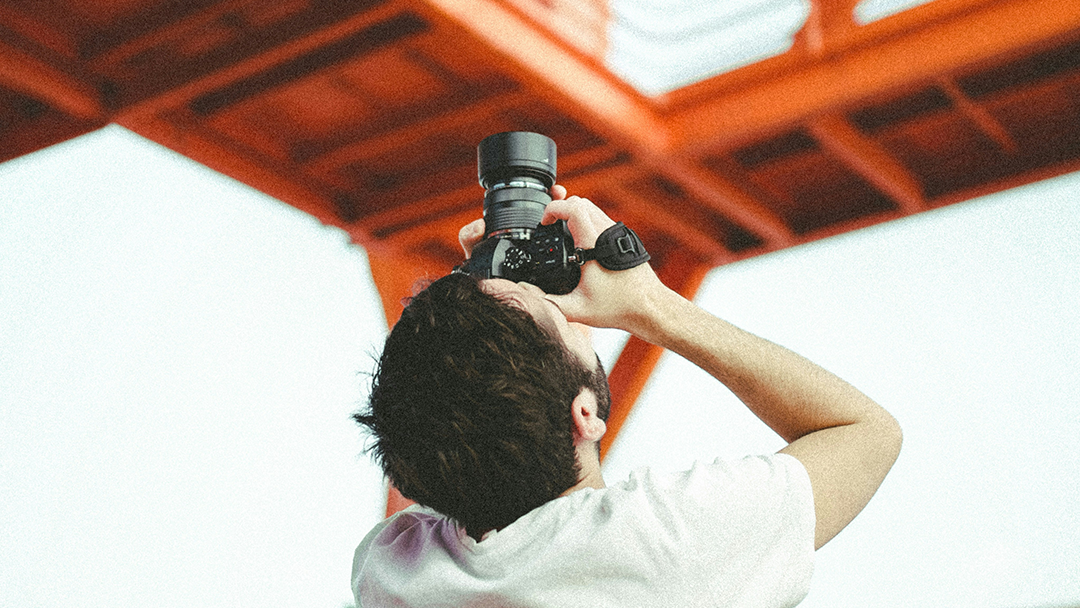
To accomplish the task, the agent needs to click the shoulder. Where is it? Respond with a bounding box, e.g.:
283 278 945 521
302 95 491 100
613 453 812 514
610 455 815 602
526 454 816 560
351 506 455 584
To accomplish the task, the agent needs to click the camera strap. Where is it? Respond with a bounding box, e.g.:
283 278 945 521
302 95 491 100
576 222 650 271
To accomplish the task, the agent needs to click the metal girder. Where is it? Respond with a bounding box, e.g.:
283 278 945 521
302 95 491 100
414 0 670 157
113 0 406 121
670 0 1080 153
84 0 265 67
807 113 925 214
799 0 860 54
303 89 527 173
605 182 735 266
936 76 1018 153
0 29 103 120
657 161 796 249
118 110 347 234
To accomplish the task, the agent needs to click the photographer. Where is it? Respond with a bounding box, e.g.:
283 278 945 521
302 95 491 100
352 186 902 607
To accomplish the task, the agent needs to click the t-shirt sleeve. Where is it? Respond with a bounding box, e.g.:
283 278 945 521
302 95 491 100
628 453 816 608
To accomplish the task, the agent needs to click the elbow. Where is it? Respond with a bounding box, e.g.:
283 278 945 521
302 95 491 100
881 411 903 466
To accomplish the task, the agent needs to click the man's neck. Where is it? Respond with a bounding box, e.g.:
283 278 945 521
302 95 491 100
562 443 606 496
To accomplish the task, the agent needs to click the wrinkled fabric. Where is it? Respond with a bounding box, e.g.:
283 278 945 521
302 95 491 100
353 453 815 608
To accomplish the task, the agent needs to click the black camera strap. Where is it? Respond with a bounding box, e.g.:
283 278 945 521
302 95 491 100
576 222 650 271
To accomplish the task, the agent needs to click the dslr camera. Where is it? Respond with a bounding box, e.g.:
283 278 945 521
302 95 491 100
458 131 581 295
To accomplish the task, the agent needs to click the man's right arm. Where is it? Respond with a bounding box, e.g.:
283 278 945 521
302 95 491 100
542 196 902 550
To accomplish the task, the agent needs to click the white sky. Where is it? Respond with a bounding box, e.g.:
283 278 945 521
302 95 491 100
607 0 942 94
1 126 1078 607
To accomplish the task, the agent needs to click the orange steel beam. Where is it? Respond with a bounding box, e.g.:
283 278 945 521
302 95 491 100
414 0 670 157
798 0 859 55
410 0 795 252
671 0 1080 154
359 186 476 242
936 76 1018 154
0 33 104 120
605 182 734 266
507 0 610 61
376 204 486 262
809 0 1002 55
659 161 796 249
86 0 276 67
0 5 76 58
303 88 527 173
114 0 406 121
807 113 925 214
119 110 347 235
798 208 904 244
600 250 710 459
663 0 1003 112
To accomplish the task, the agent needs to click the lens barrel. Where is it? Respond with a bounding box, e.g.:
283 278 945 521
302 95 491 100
477 132 556 236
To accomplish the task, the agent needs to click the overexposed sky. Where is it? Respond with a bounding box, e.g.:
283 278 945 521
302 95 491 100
2 126 1078 607
607 0 948 95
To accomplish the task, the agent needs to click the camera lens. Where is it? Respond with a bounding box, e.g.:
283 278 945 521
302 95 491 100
477 132 556 237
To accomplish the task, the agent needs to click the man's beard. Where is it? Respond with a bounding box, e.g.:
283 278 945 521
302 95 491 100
587 355 612 423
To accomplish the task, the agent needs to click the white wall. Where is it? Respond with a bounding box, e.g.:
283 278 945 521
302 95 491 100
0 127 389 608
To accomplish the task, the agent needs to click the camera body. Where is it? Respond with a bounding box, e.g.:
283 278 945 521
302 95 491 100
459 132 581 295
466 220 579 295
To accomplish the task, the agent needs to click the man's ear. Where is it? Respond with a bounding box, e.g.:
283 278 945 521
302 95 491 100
571 388 607 444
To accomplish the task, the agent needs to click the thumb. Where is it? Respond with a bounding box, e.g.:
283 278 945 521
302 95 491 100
458 218 485 258
544 291 588 324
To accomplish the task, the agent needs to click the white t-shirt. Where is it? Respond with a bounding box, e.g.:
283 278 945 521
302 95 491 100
353 453 815 608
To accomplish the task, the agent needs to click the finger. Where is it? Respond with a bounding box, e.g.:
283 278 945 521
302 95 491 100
542 196 615 249
546 283 595 319
541 196 589 224
458 218 485 258
551 184 567 200
543 292 577 320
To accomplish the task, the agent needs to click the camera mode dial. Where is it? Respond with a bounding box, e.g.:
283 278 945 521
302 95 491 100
501 247 532 272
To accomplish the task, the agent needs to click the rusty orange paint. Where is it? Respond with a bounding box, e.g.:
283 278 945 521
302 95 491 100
670 0 1080 153
366 247 447 326
808 113 925 214
415 0 670 157
385 484 414 519
797 0 860 55
0 37 104 120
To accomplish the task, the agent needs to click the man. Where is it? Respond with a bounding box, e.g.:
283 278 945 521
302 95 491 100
352 187 902 607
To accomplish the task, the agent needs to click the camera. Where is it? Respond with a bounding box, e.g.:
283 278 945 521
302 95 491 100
459 132 581 294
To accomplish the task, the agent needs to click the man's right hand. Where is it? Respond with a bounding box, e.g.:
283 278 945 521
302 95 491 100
539 195 673 336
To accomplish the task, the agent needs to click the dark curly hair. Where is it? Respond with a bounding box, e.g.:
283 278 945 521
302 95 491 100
354 273 609 538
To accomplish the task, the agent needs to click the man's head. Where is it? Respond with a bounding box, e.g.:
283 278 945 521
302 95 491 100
354 273 610 536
